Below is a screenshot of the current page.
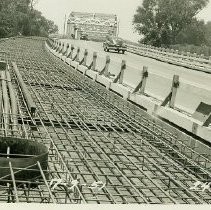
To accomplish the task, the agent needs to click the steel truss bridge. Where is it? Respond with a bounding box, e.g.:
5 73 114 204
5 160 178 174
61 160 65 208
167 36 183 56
0 37 210 204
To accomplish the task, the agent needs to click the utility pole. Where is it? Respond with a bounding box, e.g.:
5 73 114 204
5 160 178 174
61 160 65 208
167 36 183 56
117 20 120 37
63 14 66 37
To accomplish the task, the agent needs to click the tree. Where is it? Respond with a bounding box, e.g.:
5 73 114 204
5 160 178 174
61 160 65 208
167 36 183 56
0 0 58 38
28 9 58 36
205 21 211 46
175 19 207 46
133 0 209 46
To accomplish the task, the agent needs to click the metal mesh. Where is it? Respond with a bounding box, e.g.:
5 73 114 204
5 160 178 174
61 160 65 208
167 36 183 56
0 37 210 203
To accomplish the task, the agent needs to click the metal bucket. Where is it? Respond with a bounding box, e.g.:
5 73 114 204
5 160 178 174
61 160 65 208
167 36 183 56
0 137 49 184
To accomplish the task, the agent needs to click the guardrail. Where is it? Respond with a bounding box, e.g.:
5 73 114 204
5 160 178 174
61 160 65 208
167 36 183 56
46 38 211 143
127 44 211 74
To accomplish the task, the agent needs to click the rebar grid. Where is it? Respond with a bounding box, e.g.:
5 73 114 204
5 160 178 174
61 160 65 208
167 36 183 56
0 37 210 204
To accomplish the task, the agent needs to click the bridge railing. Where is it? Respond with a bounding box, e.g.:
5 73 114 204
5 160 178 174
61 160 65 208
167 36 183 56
127 44 211 73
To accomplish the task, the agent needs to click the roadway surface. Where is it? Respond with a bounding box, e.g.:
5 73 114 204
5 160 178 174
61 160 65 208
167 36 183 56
62 39 211 114
62 39 211 88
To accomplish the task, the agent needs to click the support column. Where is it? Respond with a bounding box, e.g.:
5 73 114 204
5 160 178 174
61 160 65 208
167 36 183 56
161 75 179 109
133 66 148 94
113 60 126 84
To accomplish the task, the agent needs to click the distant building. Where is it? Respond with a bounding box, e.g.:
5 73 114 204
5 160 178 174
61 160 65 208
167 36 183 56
66 12 118 41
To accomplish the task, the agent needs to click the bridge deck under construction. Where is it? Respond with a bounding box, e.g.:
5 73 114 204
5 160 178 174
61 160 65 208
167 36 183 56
0 37 210 204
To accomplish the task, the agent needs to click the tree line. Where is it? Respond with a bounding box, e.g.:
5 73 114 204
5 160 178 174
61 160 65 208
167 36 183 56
0 0 58 38
133 0 211 48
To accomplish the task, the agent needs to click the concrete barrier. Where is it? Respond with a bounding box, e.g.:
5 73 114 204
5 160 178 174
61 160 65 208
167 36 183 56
176 81 211 114
46 40 211 144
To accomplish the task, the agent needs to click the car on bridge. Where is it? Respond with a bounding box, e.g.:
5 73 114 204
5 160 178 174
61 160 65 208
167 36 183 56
103 36 127 54
80 34 88 41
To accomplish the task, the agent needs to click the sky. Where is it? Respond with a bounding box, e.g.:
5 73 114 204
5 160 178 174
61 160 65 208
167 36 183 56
35 0 211 42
